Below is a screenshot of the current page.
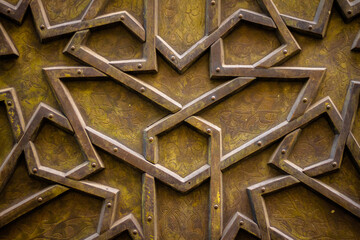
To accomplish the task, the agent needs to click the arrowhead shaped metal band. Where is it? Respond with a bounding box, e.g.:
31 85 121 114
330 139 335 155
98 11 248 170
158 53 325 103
0 0 30 24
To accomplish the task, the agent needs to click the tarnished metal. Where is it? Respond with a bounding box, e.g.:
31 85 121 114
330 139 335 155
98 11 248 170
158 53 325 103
0 0 360 239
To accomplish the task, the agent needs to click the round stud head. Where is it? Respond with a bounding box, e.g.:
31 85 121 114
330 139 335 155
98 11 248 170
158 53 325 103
257 141 262 147
348 10 352 14
332 162 337 167
214 204 219 209
283 49 288 54
211 96 216 101
206 128 212 134
120 15 125 20
147 216 152 222
40 24 45 30
140 87 145 92
303 98 308 103
281 149 286 154
132 229 138 235
91 162 97 168
308 25 313 30
7 100 12 106
137 63 142 69
107 202 112 208
70 45 75 51
239 220 244 226
6 8 11 14
215 67 220 72
211 0 216 5
261 187 266 193
326 104 331 110
32 167 38 173
77 69 82 74
113 147 118 152
149 137 154 143
238 13 243 19
37 197 43 202
48 114 54 119
171 55 176 61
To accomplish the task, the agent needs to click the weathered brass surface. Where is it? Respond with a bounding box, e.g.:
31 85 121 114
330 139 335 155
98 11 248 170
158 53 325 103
0 0 359 239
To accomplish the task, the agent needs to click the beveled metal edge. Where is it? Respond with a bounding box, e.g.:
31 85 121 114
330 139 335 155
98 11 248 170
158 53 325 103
247 175 300 240
142 173 156 239
62 39 182 112
156 7 276 73
30 0 145 42
86 125 210 193
209 0 301 77
279 0 333 38
0 87 25 141
336 0 360 21
0 0 30 24
110 0 157 72
268 131 360 218
0 22 19 57
220 212 261 240
0 184 69 228
143 77 255 164
44 67 106 179
186 116 222 240
351 30 360 51
221 97 340 171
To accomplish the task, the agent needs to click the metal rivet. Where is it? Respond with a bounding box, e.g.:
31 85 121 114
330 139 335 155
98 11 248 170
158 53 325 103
7 100 12 106
281 149 286 154
120 15 125 20
211 0 216 5
137 63 142 69
48 114 54 119
348 10 352 15
238 14 243 19
207 128 212 134
239 220 244 226
132 229 138 235
257 141 262 147
70 45 75 51
77 69 82 74
33 167 38 173
113 147 118 152
308 25 313 30
216 67 220 72
283 49 288 54
147 216 152 222
140 87 145 92
214 204 219 209
149 137 154 143
91 162 97 168
40 24 45 30
332 162 337 167
261 187 266 192
326 104 331 110
6 8 11 14
211 96 216 101
303 98 308 103
37 197 43 202
107 202 112 208
171 55 176 61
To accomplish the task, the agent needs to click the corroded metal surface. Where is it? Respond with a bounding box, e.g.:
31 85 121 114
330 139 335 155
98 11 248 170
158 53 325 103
0 0 359 239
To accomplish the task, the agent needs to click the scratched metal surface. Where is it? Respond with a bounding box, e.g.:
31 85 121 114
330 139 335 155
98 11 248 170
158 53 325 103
0 0 359 239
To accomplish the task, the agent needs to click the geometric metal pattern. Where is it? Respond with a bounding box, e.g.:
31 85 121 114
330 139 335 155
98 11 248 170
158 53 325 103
0 0 360 240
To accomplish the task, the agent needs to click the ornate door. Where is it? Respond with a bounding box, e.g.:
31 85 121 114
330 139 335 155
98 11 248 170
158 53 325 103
0 0 359 239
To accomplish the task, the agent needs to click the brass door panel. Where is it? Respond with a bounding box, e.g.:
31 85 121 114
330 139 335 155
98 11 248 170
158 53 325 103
0 0 359 239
